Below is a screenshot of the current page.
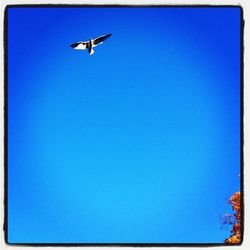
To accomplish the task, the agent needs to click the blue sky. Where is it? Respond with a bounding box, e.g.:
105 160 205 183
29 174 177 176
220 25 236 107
7 7 241 244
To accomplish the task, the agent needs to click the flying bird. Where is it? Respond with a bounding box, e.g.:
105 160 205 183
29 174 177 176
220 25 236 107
70 33 112 55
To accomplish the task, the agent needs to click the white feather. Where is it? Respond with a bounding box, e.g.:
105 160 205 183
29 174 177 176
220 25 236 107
74 43 87 50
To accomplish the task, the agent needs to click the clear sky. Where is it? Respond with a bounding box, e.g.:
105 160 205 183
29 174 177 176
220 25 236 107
7 6 241 244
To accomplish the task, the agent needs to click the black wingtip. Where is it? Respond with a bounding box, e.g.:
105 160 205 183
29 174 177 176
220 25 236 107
70 43 77 48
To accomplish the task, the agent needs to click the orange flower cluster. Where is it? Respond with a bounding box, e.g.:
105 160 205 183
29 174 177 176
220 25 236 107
224 192 241 244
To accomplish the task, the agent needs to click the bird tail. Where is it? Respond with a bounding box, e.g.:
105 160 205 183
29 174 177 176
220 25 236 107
89 48 95 55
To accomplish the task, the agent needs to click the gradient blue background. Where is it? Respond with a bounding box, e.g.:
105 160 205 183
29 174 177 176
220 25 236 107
8 7 241 243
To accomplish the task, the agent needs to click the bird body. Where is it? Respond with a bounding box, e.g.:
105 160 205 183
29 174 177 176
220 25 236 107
70 34 112 55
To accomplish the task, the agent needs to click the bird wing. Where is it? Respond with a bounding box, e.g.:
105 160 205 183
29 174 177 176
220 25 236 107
70 41 88 50
93 34 112 46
